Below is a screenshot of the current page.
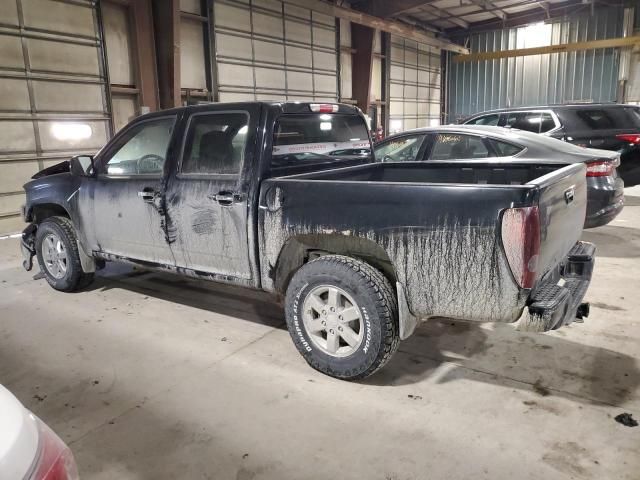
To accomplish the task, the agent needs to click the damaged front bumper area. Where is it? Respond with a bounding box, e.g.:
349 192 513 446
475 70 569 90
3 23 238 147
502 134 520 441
518 241 595 332
21 224 37 271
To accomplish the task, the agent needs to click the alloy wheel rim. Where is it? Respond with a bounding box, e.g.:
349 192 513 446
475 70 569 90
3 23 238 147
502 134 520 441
302 285 364 357
41 233 68 279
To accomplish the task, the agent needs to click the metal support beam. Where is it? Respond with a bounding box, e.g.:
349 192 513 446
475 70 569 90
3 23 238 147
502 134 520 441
286 0 468 54
153 0 181 108
129 0 159 111
453 35 640 63
351 23 375 113
421 5 469 29
448 0 585 35
358 0 440 18
467 0 507 20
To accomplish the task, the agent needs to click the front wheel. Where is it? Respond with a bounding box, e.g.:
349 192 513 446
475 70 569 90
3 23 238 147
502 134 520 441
285 255 399 380
35 216 94 292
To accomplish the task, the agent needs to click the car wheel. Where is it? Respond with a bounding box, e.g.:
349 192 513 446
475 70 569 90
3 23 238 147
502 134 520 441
35 216 94 292
285 254 399 380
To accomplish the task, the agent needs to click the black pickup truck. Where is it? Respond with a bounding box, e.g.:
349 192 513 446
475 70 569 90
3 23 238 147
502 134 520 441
21 102 595 380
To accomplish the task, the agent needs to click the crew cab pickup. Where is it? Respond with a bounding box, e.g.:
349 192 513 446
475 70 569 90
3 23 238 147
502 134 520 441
21 102 595 380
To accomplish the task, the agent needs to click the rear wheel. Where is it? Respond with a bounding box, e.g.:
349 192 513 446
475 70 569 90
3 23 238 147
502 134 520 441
285 255 399 380
35 216 94 292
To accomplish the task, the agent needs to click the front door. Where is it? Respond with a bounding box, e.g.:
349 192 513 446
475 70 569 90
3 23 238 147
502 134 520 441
165 109 253 280
87 115 179 265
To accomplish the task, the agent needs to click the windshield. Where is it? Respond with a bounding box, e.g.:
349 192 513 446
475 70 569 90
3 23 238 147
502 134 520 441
272 114 371 168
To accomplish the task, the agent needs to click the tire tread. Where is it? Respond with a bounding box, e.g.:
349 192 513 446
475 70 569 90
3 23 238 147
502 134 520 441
288 254 399 380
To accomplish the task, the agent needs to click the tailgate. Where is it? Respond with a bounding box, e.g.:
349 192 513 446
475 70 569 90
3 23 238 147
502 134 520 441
528 163 587 281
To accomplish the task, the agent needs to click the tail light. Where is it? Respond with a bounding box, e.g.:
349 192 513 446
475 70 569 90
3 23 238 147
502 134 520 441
28 418 79 480
501 206 540 289
309 103 339 113
616 133 640 144
586 159 617 177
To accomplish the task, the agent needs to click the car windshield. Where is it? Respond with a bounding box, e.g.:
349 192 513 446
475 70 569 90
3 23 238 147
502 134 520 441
272 114 371 167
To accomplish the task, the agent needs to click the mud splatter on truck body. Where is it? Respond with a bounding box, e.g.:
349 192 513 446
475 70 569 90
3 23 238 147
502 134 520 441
21 101 591 342
259 161 587 325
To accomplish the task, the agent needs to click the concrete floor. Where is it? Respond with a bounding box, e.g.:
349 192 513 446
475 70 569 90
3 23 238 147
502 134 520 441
1 190 639 480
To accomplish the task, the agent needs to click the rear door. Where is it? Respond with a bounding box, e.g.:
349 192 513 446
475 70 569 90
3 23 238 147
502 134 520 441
165 105 260 280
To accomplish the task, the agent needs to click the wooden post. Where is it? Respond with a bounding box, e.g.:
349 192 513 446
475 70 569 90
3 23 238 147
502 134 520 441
129 0 159 111
351 23 375 114
153 0 181 108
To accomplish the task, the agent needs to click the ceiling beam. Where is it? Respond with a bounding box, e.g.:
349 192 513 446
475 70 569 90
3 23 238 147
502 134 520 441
453 35 640 62
447 0 586 35
420 4 470 29
466 0 507 20
287 0 469 53
356 0 442 18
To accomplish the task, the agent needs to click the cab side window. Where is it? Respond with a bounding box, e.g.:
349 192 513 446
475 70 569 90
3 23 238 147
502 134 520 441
374 135 426 162
181 112 249 175
103 117 176 175
429 134 490 160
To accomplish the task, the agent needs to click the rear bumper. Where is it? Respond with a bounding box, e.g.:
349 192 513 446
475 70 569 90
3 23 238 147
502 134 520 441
585 177 624 228
519 241 595 332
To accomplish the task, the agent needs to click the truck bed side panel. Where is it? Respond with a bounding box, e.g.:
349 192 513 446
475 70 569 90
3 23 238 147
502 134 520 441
259 180 535 323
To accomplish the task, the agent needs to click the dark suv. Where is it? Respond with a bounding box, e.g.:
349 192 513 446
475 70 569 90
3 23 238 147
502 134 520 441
463 103 640 186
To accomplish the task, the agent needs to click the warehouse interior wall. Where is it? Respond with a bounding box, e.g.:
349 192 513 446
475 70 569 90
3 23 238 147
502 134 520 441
0 0 110 234
623 6 640 104
0 0 456 234
446 5 629 123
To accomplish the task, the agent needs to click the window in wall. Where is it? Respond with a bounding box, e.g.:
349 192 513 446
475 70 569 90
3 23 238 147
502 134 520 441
181 112 249 174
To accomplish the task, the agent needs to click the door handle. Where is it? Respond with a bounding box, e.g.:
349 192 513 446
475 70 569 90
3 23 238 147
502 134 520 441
208 191 240 206
138 188 156 203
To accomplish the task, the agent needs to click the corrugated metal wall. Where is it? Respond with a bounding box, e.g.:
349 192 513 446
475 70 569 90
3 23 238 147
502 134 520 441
0 0 110 234
389 35 441 133
447 7 625 123
213 0 338 102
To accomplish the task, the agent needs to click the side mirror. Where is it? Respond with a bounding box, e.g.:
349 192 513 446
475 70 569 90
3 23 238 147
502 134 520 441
69 155 94 177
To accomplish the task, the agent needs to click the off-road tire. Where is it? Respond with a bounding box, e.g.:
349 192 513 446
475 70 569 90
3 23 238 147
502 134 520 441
285 254 399 380
35 216 94 292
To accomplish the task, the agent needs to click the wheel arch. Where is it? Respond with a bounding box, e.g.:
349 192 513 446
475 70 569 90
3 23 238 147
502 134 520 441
272 233 397 295
26 202 71 224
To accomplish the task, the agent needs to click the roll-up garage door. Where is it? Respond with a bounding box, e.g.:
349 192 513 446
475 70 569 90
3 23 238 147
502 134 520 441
389 34 441 134
213 0 337 102
0 0 110 234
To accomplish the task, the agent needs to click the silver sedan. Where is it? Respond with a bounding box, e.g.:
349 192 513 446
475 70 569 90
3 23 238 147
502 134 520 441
374 125 624 228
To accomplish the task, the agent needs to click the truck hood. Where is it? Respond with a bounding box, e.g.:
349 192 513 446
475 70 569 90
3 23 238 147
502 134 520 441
32 160 70 179
0 385 39 479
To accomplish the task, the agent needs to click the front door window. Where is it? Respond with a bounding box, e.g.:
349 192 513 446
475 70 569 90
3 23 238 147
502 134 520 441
102 118 175 175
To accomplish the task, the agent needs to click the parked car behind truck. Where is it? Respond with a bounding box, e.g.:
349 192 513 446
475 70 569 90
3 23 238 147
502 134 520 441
462 103 640 186
373 125 624 228
21 102 595 380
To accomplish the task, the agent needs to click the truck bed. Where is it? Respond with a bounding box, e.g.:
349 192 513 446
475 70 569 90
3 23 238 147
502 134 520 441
258 161 587 324
279 161 562 185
